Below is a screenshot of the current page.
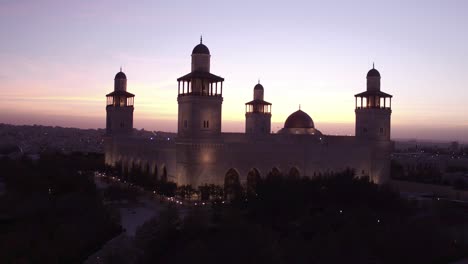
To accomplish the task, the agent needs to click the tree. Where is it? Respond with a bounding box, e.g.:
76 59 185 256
177 185 195 199
134 205 180 263
198 184 211 201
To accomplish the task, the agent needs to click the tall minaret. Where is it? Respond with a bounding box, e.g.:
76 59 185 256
105 69 135 136
175 38 225 187
176 37 224 139
245 81 272 134
355 65 392 140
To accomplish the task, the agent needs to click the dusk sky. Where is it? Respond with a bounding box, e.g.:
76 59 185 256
0 0 467 141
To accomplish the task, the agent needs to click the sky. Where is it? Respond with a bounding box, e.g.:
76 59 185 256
0 0 467 142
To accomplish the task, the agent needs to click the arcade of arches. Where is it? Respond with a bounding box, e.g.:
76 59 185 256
224 166 302 197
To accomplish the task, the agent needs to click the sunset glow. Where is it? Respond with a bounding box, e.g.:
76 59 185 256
1 0 467 141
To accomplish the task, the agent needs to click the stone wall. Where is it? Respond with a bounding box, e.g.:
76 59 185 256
106 133 392 187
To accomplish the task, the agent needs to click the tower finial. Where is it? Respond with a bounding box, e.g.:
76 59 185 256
373 62 375 69
299 104 301 110
200 35 203 44
258 78 260 84
120 66 122 72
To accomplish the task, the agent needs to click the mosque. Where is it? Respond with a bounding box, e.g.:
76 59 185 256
104 39 393 187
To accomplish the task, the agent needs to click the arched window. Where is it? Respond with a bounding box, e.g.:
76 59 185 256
247 168 261 196
288 167 300 179
224 168 241 201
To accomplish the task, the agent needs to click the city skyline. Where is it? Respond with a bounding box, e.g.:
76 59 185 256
1 0 467 141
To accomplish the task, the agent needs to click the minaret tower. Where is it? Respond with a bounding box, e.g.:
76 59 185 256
175 38 225 187
355 65 392 140
105 69 135 136
176 37 224 139
245 81 272 134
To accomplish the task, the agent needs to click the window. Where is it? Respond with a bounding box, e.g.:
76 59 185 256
203 120 210 128
184 120 188 128
120 122 124 128
380 128 384 134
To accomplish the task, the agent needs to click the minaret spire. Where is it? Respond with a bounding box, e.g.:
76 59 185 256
373 62 375 69
200 35 203 44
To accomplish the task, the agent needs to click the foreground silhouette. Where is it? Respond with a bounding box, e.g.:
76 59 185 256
0 153 120 263
104 170 468 264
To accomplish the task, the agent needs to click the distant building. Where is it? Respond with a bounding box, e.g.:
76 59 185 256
104 40 393 187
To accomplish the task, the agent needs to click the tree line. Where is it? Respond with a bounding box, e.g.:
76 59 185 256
0 153 121 263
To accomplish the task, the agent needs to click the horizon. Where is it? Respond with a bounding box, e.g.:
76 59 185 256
2 121 467 145
1 0 467 142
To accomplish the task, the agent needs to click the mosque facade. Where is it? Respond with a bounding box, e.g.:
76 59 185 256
104 40 393 187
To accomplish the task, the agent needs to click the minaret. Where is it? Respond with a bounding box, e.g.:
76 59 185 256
176 38 224 139
105 69 134 136
245 81 272 134
354 66 392 141
191 35 211 72
175 38 225 187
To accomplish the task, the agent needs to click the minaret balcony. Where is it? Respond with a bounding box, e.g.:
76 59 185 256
245 99 272 114
355 90 392 110
106 90 135 107
177 71 225 97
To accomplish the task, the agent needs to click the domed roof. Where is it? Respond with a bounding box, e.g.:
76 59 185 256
115 71 127 80
284 110 315 129
254 83 264 90
192 43 210 55
367 68 380 78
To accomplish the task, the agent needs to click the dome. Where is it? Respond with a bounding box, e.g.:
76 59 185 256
192 43 210 55
367 68 380 78
115 71 127 80
254 83 264 90
284 110 315 129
